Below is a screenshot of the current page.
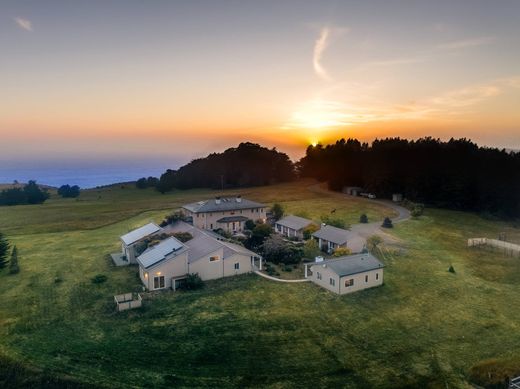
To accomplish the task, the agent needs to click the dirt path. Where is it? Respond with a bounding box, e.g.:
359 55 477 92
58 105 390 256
254 270 311 283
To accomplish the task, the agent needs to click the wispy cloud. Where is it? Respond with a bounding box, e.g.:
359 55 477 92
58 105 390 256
365 57 426 67
14 17 33 32
437 36 494 50
313 27 332 81
432 85 501 108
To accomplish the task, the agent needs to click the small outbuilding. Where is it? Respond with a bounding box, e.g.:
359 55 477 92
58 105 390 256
119 222 162 264
275 215 314 239
342 186 364 196
307 253 384 294
392 193 403 202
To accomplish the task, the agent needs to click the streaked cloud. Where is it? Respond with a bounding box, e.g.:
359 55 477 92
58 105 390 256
365 57 426 67
14 17 33 32
313 28 332 81
437 36 494 50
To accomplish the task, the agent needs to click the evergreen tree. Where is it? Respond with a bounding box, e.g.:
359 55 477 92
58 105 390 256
9 246 19 274
0 232 10 269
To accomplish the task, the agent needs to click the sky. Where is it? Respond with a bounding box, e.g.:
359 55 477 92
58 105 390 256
1 0 520 165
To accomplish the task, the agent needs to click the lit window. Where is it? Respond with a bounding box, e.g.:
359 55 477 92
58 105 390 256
345 279 354 287
234 263 240 270
210 256 220 262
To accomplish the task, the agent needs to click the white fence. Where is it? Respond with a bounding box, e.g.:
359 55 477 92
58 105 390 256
468 238 520 257
114 293 142 312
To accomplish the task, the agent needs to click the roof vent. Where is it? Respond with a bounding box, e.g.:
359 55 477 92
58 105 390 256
215 196 221 204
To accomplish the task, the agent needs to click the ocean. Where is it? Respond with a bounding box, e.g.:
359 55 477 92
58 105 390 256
0 159 182 189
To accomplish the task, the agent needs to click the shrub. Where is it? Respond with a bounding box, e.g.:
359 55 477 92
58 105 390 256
367 235 383 252
0 232 9 269
321 215 345 229
262 235 303 265
359 214 368 223
8 246 19 274
381 217 393 228
172 232 193 243
303 239 320 259
159 211 187 227
245 219 256 231
181 273 204 291
448 265 455 273
333 247 352 257
91 274 107 284
302 224 319 240
271 203 284 221
411 204 424 218
468 358 520 389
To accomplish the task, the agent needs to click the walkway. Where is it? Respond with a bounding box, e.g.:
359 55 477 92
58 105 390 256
254 270 310 283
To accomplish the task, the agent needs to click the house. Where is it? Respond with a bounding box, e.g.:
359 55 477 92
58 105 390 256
182 196 266 234
119 222 162 264
307 253 384 294
312 224 365 253
342 186 364 196
275 215 314 239
136 221 262 291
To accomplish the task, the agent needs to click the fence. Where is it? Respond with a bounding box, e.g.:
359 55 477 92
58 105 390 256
468 238 520 257
510 376 520 389
114 293 142 312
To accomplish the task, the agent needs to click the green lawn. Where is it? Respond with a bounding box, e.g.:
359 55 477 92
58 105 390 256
1 180 519 388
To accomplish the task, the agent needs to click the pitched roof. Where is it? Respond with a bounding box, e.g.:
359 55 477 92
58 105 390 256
275 215 313 231
120 222 162 246
182 197 265 213
136 237 187 269
312 225 357 245
184 234 223 263
220 240 258 258
310 253 384 277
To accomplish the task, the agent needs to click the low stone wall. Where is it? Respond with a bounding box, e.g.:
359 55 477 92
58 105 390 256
468 238 520 257
114 293 142 312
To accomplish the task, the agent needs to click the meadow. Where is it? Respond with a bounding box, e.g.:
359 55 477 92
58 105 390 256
0 179 519 388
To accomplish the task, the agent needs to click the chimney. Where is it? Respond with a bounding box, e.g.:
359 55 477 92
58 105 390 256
236 195 242 203
215 196 221 204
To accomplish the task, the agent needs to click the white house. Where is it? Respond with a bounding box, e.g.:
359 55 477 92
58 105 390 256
312 224 365 254
307 253 384 295
275 215 314 239
119 222 162 264
136 221 262 291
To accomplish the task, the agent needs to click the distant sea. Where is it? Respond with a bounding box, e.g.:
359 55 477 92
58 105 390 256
0 159 182 189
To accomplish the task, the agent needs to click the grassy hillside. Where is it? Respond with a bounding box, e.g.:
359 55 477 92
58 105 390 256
0 180 519 388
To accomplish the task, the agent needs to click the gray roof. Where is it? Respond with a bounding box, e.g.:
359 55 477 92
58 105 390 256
312 225 357 245
310 253 384 277
275 215 313 231
185 234 223 263
182 197 265 213
220 240 258 259
120 222 162 246
136 237 187 269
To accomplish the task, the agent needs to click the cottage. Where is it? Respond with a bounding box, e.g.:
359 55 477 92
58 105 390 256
136 221 261 291
182 196 266 234
275 215 314 239
342 186 364 196
307 253 384 294
312 224 365 254
119 222 162 264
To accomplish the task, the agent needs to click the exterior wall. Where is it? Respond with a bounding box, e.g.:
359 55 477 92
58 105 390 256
184 207 266 232
338 269 383 294
139 251 189 290
316 238 347 253
309 266 384 295
309 265 340 294
123 242 138 263
188 247 226 281
275 224 303 239
222 253 254 277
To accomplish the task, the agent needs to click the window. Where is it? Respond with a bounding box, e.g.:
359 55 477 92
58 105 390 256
365 275 368 283
154 276 165 289
234 263 240 270
317 272 322 280
210 255 220 262
345 279 354 287
376 273 379 280
210 223 213 229
329 278 335 286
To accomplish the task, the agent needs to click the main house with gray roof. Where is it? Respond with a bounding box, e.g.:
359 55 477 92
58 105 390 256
312 224 365 254
182 196 266 234
136 221 262 291
275 215 314 240
307 253 384 294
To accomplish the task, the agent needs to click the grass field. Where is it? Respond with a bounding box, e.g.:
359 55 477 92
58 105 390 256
1 179 519 388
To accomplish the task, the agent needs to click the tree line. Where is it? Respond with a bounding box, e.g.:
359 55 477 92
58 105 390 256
298 137 520 218
154 142 295 192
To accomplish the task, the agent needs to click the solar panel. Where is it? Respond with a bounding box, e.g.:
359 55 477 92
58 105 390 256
137 237 185 269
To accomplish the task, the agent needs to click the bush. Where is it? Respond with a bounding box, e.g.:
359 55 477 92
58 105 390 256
359 214 368 223
448 265 455 273
271 203 284 221
468 358 520 389
303 239 320 259
8 246 19 274
381 217 393 228
58 184 80 198
159 211 187 227
91 274 107 284
367 235 383 252
302 224 319 240
411 204 424 218
321 215 345 229
245 219 256 231
172 232 193 243
262 234 303 265
283 265 293 272
181 273 204 291
333 247 352 257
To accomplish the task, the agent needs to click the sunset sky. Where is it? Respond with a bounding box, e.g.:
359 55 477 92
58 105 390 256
2 0 520 164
